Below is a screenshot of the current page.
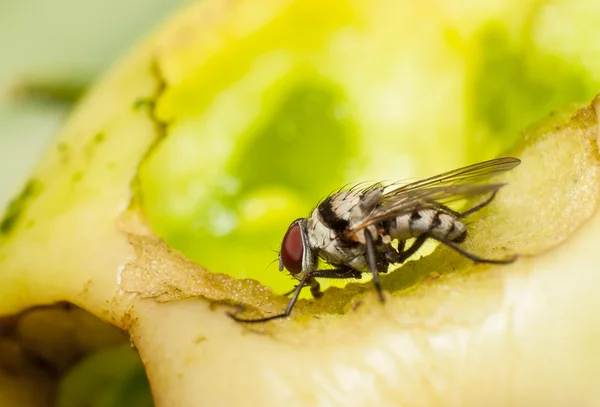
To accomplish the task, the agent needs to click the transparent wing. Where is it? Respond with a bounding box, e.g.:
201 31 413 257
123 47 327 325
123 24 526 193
350 157 520 232
385 157 520 194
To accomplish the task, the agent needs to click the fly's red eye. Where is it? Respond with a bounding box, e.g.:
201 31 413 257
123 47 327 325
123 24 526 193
280 222 304 274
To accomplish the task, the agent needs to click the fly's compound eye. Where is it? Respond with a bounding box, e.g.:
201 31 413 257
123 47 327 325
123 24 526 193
280 221 304 275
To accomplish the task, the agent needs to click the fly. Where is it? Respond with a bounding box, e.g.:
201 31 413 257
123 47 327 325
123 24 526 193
229 157 521 323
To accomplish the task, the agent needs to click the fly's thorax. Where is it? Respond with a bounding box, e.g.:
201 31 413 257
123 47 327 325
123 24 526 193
317 186 384 233
344 254 369 273
307 208 370 272
316 191 359 233
307 209 336 250
351 224 379 245
387 208 467 242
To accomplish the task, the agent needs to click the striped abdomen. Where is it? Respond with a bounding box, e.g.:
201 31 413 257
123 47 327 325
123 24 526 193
387 208 467 243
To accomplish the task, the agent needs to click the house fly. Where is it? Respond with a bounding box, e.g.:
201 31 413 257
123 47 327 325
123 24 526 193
229 157 521 323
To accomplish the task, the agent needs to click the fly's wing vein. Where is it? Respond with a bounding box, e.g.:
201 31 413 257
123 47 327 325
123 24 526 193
349 157 520 232
384 157 519 194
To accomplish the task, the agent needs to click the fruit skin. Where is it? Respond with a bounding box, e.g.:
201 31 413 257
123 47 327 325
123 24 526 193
1 0 600 406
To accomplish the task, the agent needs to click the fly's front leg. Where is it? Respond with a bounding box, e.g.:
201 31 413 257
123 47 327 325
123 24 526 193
228 267 361 323
282 285 303 297
228 272 312 324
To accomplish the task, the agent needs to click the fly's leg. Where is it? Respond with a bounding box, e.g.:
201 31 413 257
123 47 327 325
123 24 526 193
228 273 310 323
282 285 303 297
397 240 405 257
284 268 359 297
396 235 428 263
308 266 361 298
460 190 499 218
384 236 427 265
310 278 324 299
382 240 403 264
426 233 518 264
228 268 360 323
364 228 385 302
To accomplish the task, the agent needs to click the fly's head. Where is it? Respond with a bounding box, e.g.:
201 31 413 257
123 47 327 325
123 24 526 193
278 218 316 280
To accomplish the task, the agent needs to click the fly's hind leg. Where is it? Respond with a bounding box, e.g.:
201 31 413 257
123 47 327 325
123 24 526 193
426 233 517 264
460 190 499 218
